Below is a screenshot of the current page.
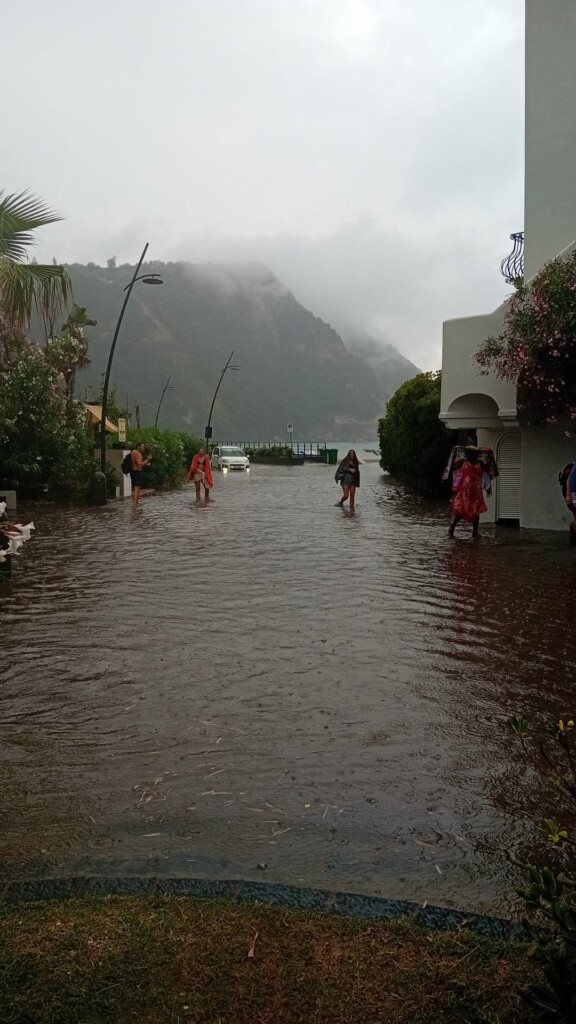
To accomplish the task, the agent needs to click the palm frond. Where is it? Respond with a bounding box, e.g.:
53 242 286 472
0 261 72 329
0 189 63 262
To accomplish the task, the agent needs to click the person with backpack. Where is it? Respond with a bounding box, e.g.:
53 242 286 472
122 443 152 510
562 461 576 544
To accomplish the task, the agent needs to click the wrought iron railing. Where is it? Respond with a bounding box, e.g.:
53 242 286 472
500 231 524 284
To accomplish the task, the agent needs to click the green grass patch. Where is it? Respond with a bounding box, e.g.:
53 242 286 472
0 895 536 1023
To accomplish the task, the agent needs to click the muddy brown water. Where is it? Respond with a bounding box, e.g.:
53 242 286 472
1 462 575 913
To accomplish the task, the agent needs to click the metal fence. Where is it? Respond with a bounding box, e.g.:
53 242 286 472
219 441 327 456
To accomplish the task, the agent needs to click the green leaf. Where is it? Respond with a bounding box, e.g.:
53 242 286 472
0 188 62 262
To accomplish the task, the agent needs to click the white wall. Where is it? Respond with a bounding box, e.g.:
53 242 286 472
519 425 575 530
440 1 576 533
525 0 576 279
440 306 516 421
479 425 574 531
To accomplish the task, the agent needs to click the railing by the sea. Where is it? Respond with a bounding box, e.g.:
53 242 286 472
218 441 338 464
220 441 328 458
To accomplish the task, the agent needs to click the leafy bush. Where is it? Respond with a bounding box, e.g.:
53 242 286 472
48 405 96 501
125 428 202 488
507 715 576 1022
378 372 455 497
177 431 204 467
0 339 94 501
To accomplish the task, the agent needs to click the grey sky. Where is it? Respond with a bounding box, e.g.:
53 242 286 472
3 0 524 369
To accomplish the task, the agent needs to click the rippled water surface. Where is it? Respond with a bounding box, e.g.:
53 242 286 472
2 463 576 912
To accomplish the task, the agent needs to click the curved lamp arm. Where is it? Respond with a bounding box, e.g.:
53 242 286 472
205 350 238 443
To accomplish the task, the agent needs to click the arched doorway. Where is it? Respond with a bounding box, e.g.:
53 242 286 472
496 432 522 524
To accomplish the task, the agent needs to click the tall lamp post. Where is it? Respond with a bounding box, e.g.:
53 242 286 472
99 242 163 478
154 376 173 429
204 350 239 446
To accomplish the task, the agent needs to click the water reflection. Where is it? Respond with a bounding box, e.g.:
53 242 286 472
1 464 575 911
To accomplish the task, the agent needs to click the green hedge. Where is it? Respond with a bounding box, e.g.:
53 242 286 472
125 428 203 488
378 372 455 497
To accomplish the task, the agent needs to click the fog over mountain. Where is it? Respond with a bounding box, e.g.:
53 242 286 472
2 0 524 374
166 216 514 374
70 260 419 440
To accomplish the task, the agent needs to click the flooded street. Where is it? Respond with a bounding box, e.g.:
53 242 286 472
2 462 576 913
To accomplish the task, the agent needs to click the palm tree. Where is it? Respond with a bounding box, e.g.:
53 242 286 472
0 189 72 330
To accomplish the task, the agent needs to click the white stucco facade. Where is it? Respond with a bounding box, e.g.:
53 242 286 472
440 0 576 531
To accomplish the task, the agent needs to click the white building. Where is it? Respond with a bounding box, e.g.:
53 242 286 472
440 0 576 530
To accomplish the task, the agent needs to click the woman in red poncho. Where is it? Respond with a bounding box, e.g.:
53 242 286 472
449 447 487 538
186 447 214 502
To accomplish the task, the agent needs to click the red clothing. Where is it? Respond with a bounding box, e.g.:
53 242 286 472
187 453 214 489
450 462 487 521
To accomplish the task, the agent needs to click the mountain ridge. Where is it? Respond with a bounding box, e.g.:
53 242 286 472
68 260 420 439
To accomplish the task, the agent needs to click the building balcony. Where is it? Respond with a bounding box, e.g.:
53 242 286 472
500 231 524 285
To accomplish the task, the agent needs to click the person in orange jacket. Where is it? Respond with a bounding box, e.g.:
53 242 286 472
186 447 214 502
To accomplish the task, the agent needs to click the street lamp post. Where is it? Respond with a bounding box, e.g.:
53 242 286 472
204 350 239 446
154 376 173 430
99 242 163 478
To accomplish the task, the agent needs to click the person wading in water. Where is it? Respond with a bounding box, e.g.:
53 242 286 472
335 449 360 511
130 443 152 511
449 447 486 538
187 447 214 502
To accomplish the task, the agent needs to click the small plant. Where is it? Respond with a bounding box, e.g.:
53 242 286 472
507 714 576 1021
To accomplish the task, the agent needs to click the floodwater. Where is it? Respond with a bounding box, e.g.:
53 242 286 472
1 462 576 913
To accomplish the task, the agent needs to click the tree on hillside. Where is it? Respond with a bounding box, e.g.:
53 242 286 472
378 371 455 496
0 189 72 330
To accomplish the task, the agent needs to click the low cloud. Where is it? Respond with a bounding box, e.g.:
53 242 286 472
168 213 517 370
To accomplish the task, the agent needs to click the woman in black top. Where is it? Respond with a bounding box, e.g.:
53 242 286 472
335 450 360 510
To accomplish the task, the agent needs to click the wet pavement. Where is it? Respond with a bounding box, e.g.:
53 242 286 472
1 462 575 913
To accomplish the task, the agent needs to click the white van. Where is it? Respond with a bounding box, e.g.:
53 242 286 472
211 445 250 472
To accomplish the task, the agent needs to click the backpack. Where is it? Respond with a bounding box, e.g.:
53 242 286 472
121 452 133 475
559 463 574 491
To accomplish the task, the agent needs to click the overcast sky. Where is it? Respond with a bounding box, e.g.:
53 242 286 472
3 0 524 369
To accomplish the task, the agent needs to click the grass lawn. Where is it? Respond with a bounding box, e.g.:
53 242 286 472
0 895 536 1023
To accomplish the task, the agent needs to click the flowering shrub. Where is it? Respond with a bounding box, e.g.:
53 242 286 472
474 253 576 430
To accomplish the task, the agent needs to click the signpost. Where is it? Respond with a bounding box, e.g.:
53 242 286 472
287 422 294 450
117 417 127 444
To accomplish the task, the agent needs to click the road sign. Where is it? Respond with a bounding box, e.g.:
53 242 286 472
287 422 294 433
117 417 126 443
